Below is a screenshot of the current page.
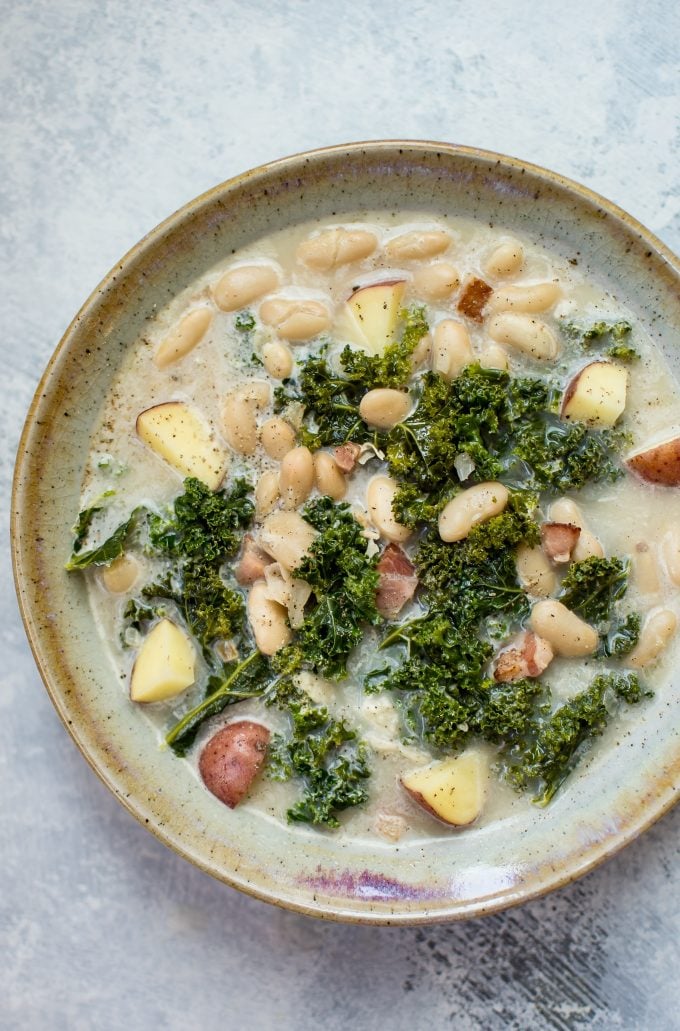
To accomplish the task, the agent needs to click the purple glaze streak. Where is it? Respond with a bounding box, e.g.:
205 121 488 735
302 867 441 901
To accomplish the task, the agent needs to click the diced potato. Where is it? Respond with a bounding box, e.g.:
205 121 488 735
401 752 486 827
339 280 406 355
561 361 627 428
136 401 228 489
130 619 196 703
627 432 680 486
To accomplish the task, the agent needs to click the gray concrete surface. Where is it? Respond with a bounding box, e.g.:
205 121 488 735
2 2 679 1028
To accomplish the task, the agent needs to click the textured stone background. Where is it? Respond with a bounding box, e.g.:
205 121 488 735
2 2 679 1028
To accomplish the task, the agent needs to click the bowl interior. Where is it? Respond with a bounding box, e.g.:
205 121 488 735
12 141 680 923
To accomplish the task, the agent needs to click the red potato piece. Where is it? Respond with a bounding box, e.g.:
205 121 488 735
494 631 554 683
199 721 270 809
376 543 418 618
541 522 581 564
627 434 680 486
457 277 493 322
333 441 362 474
235 534 274 586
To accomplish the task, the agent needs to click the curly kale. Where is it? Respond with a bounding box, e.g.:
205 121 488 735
339 305 428 389
273 307 428 449
386 366 622 528
502 672 648 804
275 498 380 679
415 493 540 628
166 650 272 756
267 682 370 827
148 476 253 561
601 612 641 658
65 505 140 570
562 320 633 348
558 556 630 625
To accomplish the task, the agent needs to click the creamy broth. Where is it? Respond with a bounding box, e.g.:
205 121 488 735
76 211 680 843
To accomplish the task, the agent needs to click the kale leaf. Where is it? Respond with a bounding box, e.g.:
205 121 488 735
601 611 641 658
268 685 370 828
274 498 380 680
339 305 428 389
558 556 630 625
166 650 272 756
65 507 140 570
502 672 647 804
148 477 253 561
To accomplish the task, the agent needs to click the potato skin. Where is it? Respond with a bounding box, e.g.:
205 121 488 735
627 437 680 486
199 721 270 808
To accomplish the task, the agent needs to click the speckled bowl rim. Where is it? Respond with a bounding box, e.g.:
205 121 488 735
11 140 680 924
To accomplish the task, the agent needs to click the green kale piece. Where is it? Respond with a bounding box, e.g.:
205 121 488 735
141 558 245 656
606 344 639 362
558 556 629 625
65 507 140 570
274 354 367 449
503 672 647 804
562 320 633 348
275 498 380 679
148 477 253 561
415 493 539 628
166 650 271 756
474 678 547 744
601 611 641 658
268 688 370 828
234 311 256 332
338 306 428 388
386 365 623 527
273 307 428 448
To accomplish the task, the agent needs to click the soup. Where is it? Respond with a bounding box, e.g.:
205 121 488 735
66 212 680 842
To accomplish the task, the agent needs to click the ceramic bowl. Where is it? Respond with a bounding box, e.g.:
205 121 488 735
12 141 680 923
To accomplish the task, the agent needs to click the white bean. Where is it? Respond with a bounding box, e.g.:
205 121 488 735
516 544 556 597
359 388 411 430
259 417 296 460
100 554 141 594
409 331 432 371
314 452 347 500
262 341 293 379
662 526 680 586
548 498 585 529
248 581 292 655
279 446 315 509
626 609 677 668
488 282 562 314
297 228 377 270
260 511 318 570
255 470 280 520
385 230 451 261
366 475 411 543
530 599 598 657
483 239 524 279
259 298 331 341
572 529 605 562
488 313 560 361
213 265 279 312
412 262 460 301
432 320 473 380
633 542 661 595
479 344 509 371
438 482 509 543
154 308 212 368
222 381 271 456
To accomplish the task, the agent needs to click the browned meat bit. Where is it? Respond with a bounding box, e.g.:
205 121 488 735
541 521 581 564
375 543 418 618
493 631 554 682
456 277 493 322
235 533 274 585
333 441 362 473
